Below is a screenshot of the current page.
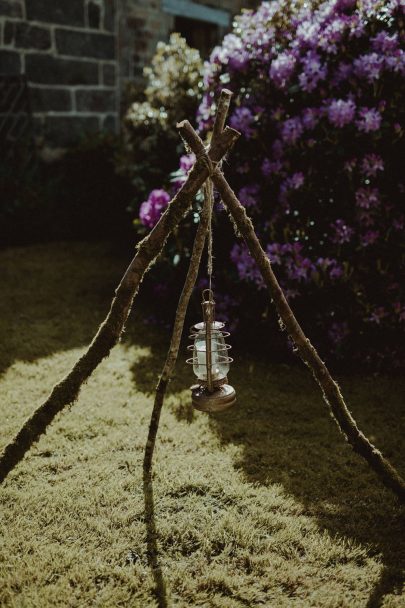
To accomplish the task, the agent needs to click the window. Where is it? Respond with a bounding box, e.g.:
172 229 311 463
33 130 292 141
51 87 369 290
174 16 219 58
163 0 231 57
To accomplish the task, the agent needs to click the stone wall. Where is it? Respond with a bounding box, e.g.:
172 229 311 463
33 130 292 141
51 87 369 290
0 0 118 147
0 0 256 147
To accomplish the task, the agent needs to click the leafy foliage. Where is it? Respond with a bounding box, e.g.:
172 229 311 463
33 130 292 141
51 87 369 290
117 33 204 217
0 134 133 247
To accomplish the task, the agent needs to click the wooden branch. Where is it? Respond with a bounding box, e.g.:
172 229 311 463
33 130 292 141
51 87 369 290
143 184 211 473
144 91 236 474
182 124 405 503
0 122 239 485
212 89 233 144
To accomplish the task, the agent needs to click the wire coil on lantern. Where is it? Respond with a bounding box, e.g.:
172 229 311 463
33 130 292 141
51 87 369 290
186 289 236 412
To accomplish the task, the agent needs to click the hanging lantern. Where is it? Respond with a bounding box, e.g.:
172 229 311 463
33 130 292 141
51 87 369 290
187 289 236 412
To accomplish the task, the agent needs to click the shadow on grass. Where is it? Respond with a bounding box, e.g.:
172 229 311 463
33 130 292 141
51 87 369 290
143 467 169 608
0 242 160 377
131 347 405 608
0 242 129 375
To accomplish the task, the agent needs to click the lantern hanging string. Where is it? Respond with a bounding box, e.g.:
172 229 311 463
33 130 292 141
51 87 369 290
204 178 215 292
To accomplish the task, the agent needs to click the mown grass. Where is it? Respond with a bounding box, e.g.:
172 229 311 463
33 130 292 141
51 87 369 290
0 242 404 608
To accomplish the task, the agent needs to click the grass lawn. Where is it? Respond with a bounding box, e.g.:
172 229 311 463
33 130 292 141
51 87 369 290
0 242 404 608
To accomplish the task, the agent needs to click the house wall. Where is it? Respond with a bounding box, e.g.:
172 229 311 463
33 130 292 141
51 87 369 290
0 0 255 147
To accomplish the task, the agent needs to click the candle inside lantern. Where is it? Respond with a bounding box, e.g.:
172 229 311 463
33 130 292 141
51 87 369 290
193 328 230 381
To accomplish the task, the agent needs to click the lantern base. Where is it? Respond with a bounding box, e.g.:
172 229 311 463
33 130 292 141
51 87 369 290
191 383 236 413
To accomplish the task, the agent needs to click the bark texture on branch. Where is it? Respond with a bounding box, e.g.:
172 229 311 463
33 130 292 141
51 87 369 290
180 116 405 503
0 126 239 485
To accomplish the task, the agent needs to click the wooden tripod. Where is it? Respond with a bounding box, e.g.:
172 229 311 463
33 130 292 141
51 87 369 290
0 90 404 503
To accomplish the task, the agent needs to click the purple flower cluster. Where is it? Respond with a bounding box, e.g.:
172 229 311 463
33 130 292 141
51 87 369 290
139 189 170 228
330 219 354 244
230 243 265 289
327 99 356 127
269 52 296 88
280 172 305 197
280 117 304 144
361 153 384 177
328 321 349 346
229 107 255 139
299 51 327 92
268 242 316 284
238 184 260 207
355 187 380 209
356 107 382 132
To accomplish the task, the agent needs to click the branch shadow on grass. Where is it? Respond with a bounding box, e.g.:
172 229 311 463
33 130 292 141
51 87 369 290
143 467 169 608
131 347 405 608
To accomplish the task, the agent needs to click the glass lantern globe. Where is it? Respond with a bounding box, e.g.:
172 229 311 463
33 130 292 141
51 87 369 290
193 325 230 382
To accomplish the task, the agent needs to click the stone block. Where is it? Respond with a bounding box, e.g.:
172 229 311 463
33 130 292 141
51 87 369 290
30 86 72 112
0 0 22 18
4 21 52 50
126 16 146 29
88 1 101 28
76 87 116 112
133 66 143 78
102 63 115 85
26 54 99 85
0 76 28 111
102 114 117 132
55 29 115 59
0 49 21 74
3 20 14 44
43 115 99 146
26 0 84 26
104 0 115 32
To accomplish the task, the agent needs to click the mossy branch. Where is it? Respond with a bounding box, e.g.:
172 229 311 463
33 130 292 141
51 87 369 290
143 186 211 472
143 90 235 474
180 116 405 504
0 119 239 485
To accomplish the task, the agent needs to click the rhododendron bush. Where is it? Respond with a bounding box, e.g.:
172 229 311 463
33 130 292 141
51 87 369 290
138 0 405 369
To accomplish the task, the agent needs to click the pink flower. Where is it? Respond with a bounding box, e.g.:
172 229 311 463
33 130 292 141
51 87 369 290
179 154 196 173
139 189 171 228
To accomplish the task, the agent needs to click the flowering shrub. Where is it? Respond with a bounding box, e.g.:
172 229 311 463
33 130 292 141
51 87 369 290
116 34 203 217
139 1 405 369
